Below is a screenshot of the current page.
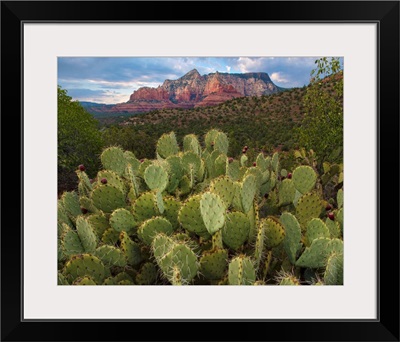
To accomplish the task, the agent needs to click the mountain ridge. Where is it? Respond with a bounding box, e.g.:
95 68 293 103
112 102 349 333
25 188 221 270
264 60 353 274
85 69 287 115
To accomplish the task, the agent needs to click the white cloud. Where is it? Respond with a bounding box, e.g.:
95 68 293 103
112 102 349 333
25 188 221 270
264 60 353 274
237 57 263 73
226 66 231 73
270 72 290 84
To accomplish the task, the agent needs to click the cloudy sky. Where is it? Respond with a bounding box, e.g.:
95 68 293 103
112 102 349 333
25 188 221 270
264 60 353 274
58 57 325 104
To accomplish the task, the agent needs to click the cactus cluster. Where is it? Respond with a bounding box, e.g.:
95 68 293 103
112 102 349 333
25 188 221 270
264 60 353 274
58 129 344 285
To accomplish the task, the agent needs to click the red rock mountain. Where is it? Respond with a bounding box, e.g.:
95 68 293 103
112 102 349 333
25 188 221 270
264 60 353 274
110 69 285 113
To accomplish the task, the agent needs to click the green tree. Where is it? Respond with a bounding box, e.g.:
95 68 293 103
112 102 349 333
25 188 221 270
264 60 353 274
297 57 343 169
58 86 103 193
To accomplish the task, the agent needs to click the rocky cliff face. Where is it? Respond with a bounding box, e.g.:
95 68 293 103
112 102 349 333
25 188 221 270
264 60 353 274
111 69 284 113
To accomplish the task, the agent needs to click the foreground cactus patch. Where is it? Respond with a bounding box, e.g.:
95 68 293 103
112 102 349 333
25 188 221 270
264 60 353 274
58 129 343 285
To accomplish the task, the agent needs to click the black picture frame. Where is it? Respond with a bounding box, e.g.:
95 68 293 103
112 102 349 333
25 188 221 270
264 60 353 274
1 1 399 341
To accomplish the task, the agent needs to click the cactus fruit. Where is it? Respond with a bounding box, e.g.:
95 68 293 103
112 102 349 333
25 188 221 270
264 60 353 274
228 256 256 285
328 212 335 220
200 192 226 235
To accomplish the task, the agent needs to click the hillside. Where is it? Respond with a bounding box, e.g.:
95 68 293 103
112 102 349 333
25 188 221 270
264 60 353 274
101 73 341 160
101 85 305 159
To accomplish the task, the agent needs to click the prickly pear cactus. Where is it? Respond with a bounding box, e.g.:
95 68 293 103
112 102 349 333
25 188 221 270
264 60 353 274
58 128 343 286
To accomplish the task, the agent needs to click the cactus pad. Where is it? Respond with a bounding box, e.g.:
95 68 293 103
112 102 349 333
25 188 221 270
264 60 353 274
222 211 250 250
254 223 266 271
62 191 81 221
305 218 330 246
228 256 256 285
132 192 158 223
226 159 240 181
292 165 317 194
324 252 344 285
204 129 220 151
264 217 286 248
325 217 341 239
214 131 229 155
240 154 248 167
62 228 84 256
110 208 136 232
162 196 181 230
94 245 126 267
296 192 323 229
138 217 174 245
97 170 126 192
136 262 158 285
91 185 126 213
241 174 257 213
101 146 127 176
296 237 335 268
152 234 199 285
101 227 120 245
65 254 106 284
200 192 226 235
183 134 201 155
144 164 169 192
210 177 236 209
120 231 142 266
178 195 210 238
76 216 97 253
337 188 343 209
256 153 268 171
278 179 296 206
157 132 179 159
73 277 97 285
280 212 301 264
200 249 228 280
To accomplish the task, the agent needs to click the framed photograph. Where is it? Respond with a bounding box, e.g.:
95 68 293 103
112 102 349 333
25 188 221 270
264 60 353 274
2 1 399 341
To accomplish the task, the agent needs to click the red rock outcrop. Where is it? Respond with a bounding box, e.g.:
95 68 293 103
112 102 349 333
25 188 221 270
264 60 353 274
110 69 284 113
